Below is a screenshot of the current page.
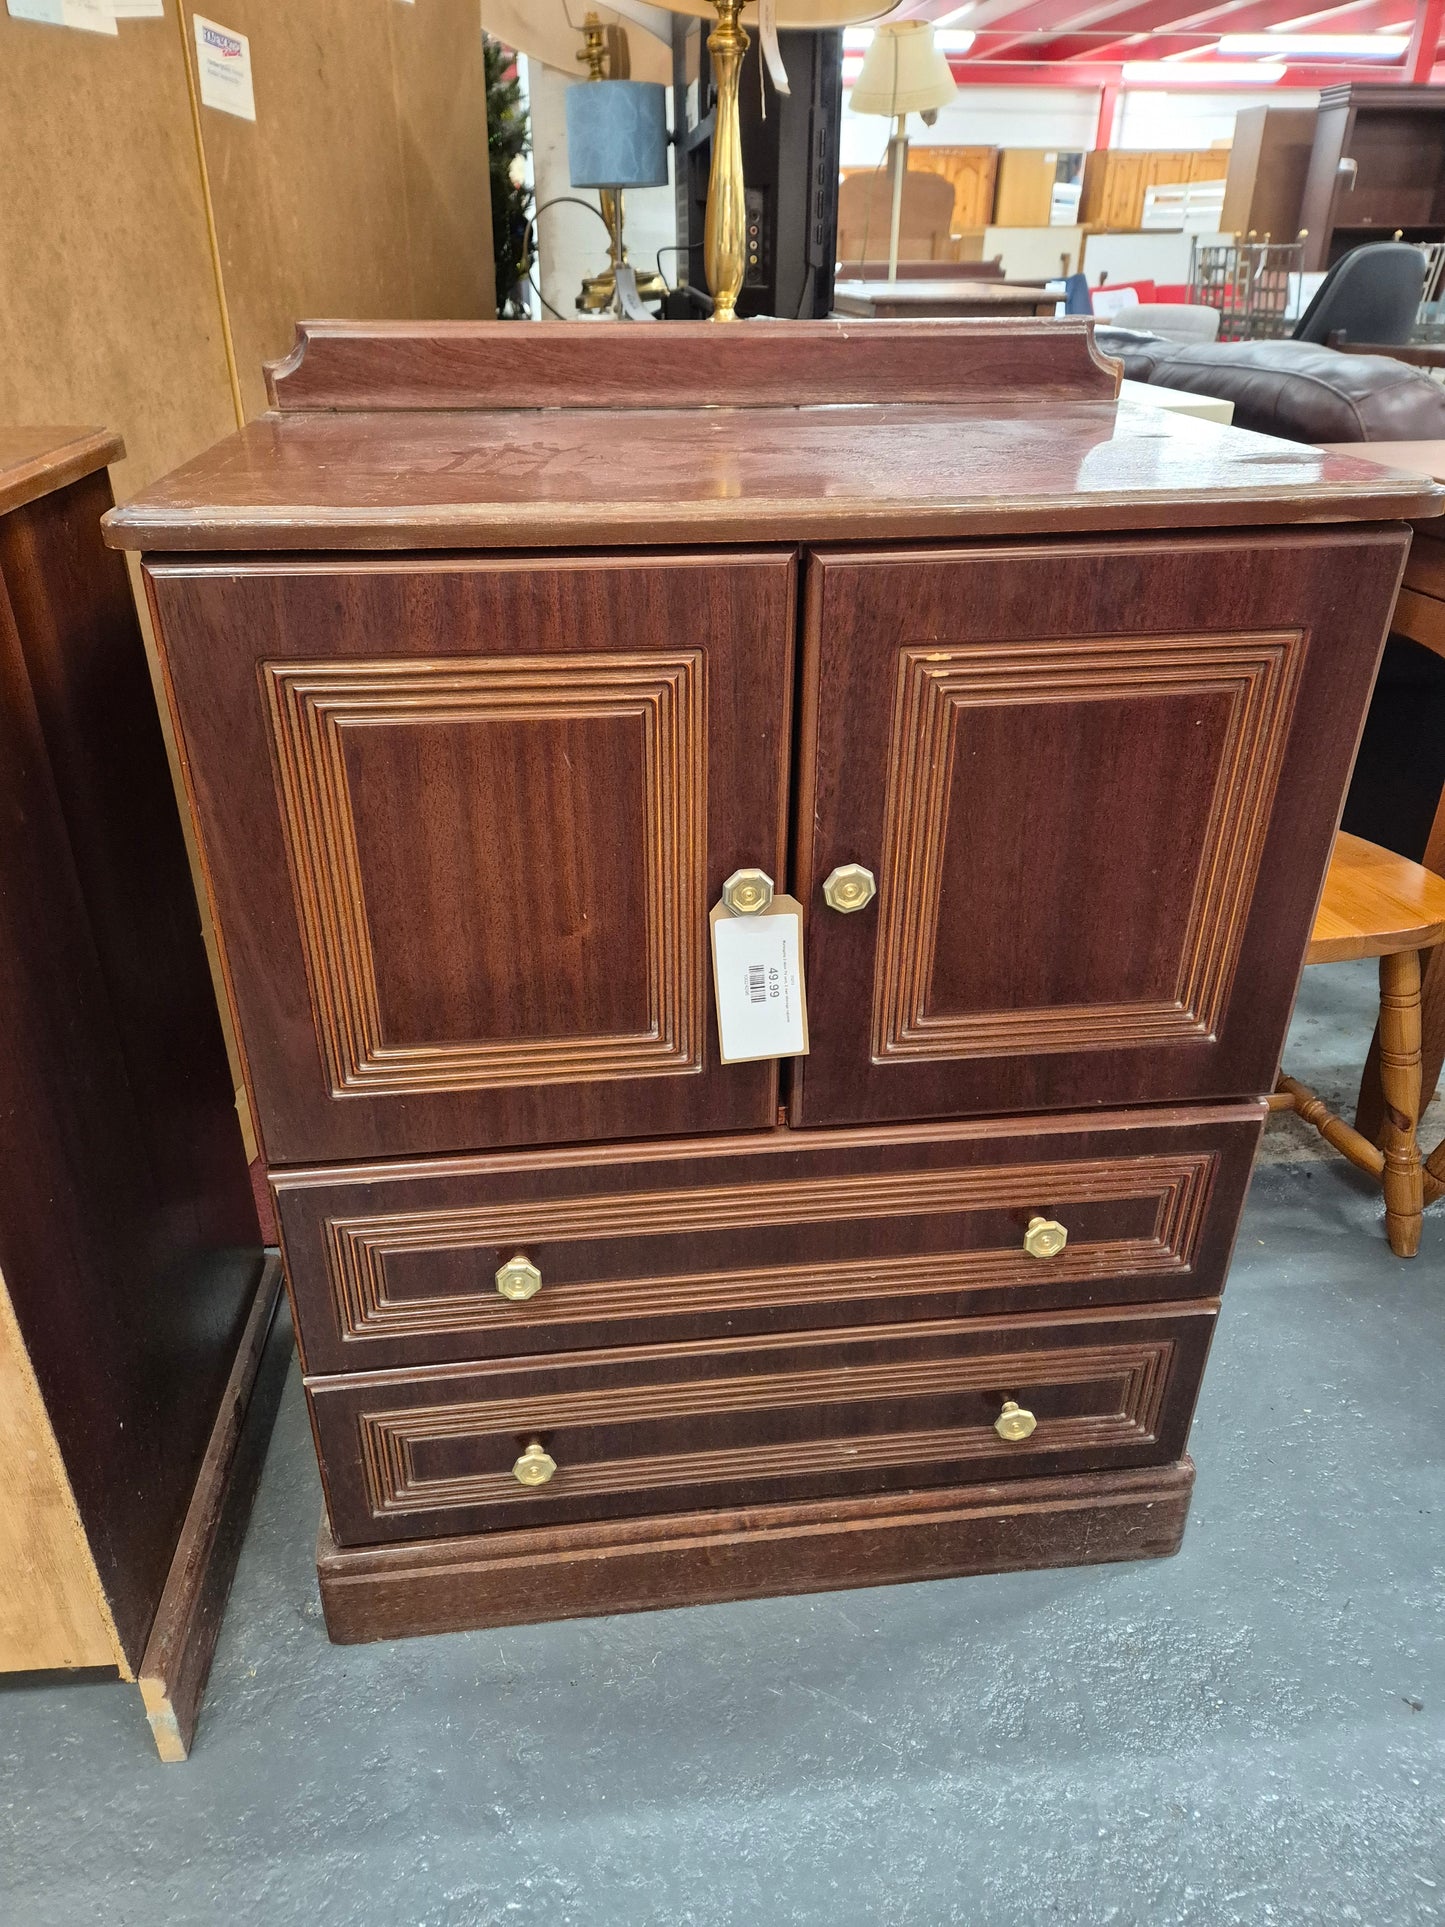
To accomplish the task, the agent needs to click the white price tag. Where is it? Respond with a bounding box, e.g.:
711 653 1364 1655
710 898 809 1064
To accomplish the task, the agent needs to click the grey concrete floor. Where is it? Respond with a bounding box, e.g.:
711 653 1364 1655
3 962 1444 1927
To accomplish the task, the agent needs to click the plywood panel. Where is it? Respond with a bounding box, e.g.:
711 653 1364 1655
0 1275 124 1676
390 0 497 323
182 0 495 419
0 6 236 500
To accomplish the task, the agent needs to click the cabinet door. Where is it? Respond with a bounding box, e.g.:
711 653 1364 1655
149 554 794 1163
793 531 1406 1129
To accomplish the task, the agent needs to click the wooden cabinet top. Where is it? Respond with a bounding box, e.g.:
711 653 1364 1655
103 321 1441 552
0 426 122 517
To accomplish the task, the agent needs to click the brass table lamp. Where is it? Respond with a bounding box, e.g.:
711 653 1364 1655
659 1 901 320
479 1 673 84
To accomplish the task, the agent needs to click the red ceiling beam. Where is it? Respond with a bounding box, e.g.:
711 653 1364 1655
1408 0 1445 78
944 52 1414 77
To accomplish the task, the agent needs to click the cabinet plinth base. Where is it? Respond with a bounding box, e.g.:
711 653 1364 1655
315 1459 1195 1645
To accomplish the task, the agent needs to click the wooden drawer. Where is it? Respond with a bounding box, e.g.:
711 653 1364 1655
275 1106 1260 1373
309 1303 1217 1545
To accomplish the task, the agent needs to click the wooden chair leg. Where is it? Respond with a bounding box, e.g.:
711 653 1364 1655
1358 929 1445 1145
1378 948 1425 1258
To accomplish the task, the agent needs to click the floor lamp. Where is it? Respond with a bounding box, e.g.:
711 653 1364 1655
658 1 901 321
849 21 957 283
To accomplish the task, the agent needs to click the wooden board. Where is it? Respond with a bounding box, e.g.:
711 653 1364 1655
0 6 237 501
181 0 496 421
139 1256 290 1762
317 1458 1196 1643
0 1273 124 1676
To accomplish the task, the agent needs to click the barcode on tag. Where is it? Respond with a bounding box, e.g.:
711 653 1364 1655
711 902 809 1063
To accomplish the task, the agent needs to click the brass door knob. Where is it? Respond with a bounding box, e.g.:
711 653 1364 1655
495 1254 542 1302
1024 1216 1068 1259
995 1399 1038 1442
823 863 877 914
513 1439 557 1486
722 867 774 916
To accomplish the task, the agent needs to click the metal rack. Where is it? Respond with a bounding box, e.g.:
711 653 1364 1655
1188 236 1307 341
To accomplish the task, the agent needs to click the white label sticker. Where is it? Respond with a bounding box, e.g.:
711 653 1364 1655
711 903 808 1064
193 14 255 119
7 0 117 34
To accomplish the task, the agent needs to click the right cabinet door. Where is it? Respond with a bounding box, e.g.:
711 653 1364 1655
794 530 1407 1129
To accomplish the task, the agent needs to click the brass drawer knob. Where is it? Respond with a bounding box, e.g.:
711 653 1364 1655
1024 1215 1068 1259
495 1254 542 1302
722 867 774 916
995 1399 1038 1443
513 1439 557 1486
823 863 877 914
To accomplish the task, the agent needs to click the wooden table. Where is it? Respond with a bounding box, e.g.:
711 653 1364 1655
832 279 1056 319
1321 440 1445 1136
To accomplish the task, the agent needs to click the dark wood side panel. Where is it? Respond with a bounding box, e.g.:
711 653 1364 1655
0 507 261 1668
794 528 1409 1128
146 553 794 1164
308 1303 1215 1545
274 1106 1261 1374
317 1458 1196 1643
0 469 260 1277
263 317 1121 412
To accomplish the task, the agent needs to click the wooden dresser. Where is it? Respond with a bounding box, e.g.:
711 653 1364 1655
105 321 1437 1645
0 428 285 1755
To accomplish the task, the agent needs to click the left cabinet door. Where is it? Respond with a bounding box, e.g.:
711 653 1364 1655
148 553 795 1163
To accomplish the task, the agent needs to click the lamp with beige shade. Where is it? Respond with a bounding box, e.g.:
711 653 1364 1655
849 20 959 284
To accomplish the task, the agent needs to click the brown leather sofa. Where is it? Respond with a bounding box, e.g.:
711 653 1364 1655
1097 329 1445 443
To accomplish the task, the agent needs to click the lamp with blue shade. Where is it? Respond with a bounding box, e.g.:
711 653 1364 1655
566 13 671 313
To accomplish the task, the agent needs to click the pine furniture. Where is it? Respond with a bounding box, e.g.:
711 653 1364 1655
104 320 1438 1645
1273 832 1445 1255
0 428 286 1756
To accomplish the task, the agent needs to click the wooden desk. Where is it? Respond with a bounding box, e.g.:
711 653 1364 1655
105 321 1437 1647
832 279 1055 319
1322 440 1445 1134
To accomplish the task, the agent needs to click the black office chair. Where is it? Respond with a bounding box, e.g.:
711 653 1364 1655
1292 241 1426 347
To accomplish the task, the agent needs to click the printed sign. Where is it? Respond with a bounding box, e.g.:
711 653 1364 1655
193 14 255 120
7 0 118 34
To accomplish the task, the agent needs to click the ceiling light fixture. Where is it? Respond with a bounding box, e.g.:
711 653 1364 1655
1121 59 1287 82
1218 32 1409 55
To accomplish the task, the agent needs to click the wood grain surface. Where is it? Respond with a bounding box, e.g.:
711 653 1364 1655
0 462 261 1669
147 553 793 1163
273 1105 1261 1374
315 1458 1197 1642
308 1301 1216 1545
259 317 1120 413
104 401 1442 554
792 529 1409 1128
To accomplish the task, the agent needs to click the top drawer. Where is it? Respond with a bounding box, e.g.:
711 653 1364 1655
275 1104 1261 1374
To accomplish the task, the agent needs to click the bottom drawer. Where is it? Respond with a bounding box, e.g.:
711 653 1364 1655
310 1302 1216 1546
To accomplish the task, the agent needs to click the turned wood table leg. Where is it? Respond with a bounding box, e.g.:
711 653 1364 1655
1378 948 1425 1258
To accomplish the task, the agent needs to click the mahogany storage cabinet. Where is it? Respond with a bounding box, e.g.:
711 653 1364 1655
106 320 1438 1644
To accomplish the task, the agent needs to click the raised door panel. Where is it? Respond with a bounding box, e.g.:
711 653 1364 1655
794 531 1407 1128
148 554 794 1162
